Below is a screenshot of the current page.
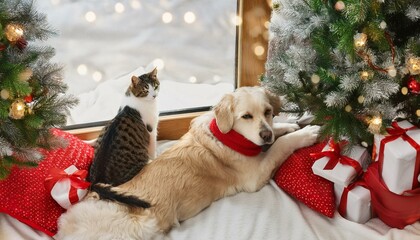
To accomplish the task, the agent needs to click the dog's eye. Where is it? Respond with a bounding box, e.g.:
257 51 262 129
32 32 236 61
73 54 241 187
242 114 253 119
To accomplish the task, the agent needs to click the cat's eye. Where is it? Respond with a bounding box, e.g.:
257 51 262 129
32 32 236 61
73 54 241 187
242 114 253 119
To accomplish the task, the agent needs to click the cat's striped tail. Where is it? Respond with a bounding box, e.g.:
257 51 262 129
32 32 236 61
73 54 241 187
90 183 151 208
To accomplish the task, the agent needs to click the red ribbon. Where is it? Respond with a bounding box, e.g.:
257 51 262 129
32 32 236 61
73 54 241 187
310 141 362 175
45 168 91 204
378 122 420 189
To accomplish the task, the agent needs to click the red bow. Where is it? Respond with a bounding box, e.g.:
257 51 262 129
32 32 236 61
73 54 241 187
45 168 91 204
378 122 420 189
310 141 362 174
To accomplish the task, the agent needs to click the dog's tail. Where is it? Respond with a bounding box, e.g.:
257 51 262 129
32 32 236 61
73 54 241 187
90 183 151 208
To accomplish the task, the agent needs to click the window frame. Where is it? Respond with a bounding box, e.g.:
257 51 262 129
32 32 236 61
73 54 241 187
65 0 270 141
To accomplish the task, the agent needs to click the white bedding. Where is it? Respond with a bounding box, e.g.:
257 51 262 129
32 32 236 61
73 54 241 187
2 180 420 240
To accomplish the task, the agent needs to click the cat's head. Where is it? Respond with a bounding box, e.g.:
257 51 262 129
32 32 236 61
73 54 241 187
128 68 160 100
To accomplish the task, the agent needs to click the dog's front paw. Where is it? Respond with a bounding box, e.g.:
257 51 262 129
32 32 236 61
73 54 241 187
295 125 320 148
273 122 301 137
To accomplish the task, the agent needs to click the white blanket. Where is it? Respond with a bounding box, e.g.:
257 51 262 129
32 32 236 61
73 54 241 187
2 180 420 240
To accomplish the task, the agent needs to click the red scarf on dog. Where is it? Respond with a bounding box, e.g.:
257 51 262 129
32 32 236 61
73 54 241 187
209 118 262 156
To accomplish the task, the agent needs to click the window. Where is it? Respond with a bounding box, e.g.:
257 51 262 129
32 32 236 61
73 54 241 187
51 0 270 139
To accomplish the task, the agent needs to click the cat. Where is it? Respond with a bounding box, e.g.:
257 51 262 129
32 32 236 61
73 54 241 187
87 68 160 189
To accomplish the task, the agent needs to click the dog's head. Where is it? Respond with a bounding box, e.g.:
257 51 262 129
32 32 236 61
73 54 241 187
213 86 281 146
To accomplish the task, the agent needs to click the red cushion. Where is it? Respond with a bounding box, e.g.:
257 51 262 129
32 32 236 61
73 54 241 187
273 142 336 218
0 129 94 236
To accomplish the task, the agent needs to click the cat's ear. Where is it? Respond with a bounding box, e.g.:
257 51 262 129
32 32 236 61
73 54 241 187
131 76 140 85
149 67 158 79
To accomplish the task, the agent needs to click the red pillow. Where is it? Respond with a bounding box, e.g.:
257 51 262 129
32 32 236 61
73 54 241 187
273 142 335 218
0 129 94 236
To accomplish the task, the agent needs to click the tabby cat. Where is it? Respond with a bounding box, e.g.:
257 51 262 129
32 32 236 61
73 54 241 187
88 68 160 187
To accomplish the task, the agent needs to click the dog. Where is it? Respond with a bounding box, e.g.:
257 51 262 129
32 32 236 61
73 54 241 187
56 86 320 240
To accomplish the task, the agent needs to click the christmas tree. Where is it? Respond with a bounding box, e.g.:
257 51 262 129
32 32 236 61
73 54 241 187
0 0 77 179
264 0 420 147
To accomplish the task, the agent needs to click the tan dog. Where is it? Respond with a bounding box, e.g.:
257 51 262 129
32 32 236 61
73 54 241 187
57 86 320 240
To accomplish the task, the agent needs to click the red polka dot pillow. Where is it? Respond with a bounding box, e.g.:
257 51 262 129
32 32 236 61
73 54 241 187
0 129 94 236
273 142 336 218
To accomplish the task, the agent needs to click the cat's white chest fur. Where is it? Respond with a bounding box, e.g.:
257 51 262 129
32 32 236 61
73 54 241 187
120 95 158 159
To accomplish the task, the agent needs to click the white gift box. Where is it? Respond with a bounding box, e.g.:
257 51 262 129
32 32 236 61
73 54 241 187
373 120 420 194
312 142 369 186
334 183 372 223
47 165 89 209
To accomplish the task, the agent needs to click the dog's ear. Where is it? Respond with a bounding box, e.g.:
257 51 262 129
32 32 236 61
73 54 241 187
213 93 235 133
265 89 281 116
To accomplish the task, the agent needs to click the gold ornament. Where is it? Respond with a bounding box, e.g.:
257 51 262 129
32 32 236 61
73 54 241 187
354 33 367 48
9 99 26 119
18 68 33 82
407 57 420 75
5 23 24 42
417 109 420 117
1 89 10 99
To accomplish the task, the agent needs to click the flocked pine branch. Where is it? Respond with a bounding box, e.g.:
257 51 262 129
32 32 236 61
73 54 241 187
264 0 420 148
0 0 78 179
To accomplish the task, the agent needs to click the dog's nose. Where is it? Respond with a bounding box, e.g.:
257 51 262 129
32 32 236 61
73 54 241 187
259 130 272 143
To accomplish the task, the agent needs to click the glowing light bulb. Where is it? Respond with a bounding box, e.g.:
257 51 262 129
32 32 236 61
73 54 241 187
354 33 367 48
213 75 221 83
115 2 125 13
408 57 420 75
153 58 165 70
368 116 382 134
1 89 10 100
51 0 60 5
77 64 88 75
357 95 365 104
372 117 382 125
360 71 369 80
189 76 197 83
162 12 173 23
254 45 265 56
130 0 141 9
345 105 352 112
401 87 408 95
92 71 103 82
311 74 320 84
85 11 96 23
231 14 242 26
184 11 196 24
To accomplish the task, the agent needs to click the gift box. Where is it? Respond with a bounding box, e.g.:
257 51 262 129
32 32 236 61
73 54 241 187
311 140 369 186
334 182 372 223
45 165 90 209
373 120 420 194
